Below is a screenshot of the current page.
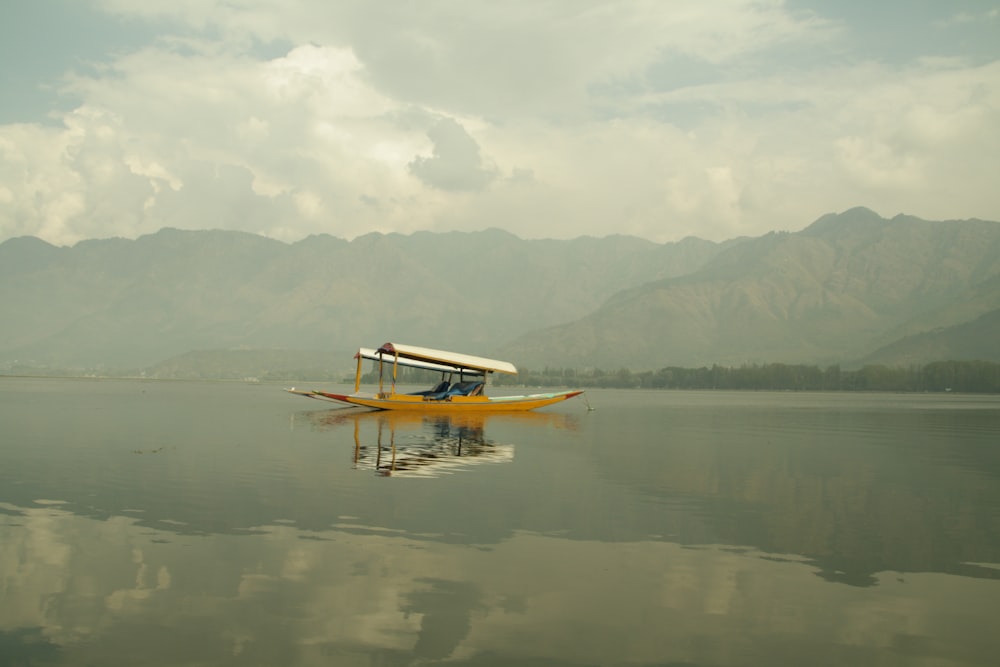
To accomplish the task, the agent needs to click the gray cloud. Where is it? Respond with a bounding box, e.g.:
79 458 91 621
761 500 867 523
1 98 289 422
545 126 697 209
409 118 497 192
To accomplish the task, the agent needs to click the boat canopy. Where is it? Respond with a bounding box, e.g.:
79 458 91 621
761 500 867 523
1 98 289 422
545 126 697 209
375 343 518 375
355 347 484 376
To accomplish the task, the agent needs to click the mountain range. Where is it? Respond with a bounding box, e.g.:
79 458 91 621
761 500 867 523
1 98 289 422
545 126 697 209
501 207 1000 369
1 207 998 376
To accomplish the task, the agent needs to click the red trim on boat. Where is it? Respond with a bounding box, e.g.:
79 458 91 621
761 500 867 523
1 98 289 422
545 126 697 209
314 392 351 403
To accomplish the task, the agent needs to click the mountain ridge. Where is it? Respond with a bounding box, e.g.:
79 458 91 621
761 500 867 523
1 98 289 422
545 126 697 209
499 208 1000 369
0 226 728 369
3 208 999 374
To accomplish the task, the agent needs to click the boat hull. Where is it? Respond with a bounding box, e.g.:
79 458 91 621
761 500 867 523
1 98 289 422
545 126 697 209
288 389 584 412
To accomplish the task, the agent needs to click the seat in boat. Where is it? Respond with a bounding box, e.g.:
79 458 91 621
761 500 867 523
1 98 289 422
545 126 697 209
423 381 483 400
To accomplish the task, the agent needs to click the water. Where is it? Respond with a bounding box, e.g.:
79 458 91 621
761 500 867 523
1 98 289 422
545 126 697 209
2 377 999 666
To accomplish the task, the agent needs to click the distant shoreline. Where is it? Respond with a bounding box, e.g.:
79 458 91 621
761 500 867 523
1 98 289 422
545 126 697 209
5 359 999 393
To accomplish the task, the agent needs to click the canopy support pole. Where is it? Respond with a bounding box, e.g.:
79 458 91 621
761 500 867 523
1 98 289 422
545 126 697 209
378 353 385 395
354 353 362 393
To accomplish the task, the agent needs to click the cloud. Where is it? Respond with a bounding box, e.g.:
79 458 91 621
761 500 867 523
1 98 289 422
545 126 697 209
1 41 441 244
409 118 497 192
1 1 998 246
91 0 836 120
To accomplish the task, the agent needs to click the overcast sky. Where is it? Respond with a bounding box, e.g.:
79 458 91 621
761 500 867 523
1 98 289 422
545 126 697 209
1 1 998 246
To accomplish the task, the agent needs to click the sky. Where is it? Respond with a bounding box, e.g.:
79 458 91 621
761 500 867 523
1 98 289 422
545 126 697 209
1 0 998 247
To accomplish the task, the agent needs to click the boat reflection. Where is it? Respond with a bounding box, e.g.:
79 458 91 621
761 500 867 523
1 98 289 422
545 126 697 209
306 409 577 477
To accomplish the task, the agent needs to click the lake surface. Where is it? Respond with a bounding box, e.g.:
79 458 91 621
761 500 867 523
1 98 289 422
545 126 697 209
2 377 1000 666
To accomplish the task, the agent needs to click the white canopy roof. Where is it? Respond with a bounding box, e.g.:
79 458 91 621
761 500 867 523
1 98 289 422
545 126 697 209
370 343 518 375
356 347 484 376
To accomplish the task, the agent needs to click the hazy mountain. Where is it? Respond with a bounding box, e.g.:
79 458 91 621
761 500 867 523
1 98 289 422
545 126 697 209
0 227 728 371
4 208 998 376
500 208 1000 369
863 308 1000 366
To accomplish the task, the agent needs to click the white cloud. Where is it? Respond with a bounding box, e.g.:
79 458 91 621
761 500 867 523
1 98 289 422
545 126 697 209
1 1 998 245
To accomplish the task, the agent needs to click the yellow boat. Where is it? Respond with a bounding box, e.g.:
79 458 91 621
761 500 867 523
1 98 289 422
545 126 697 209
288 342 584 412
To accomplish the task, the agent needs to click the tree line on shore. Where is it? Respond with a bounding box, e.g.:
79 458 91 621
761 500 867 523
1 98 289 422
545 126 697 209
6 358 999 393
493 360 1000 393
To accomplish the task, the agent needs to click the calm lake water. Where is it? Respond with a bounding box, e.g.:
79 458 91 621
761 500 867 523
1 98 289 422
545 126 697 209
2 377 1000 666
